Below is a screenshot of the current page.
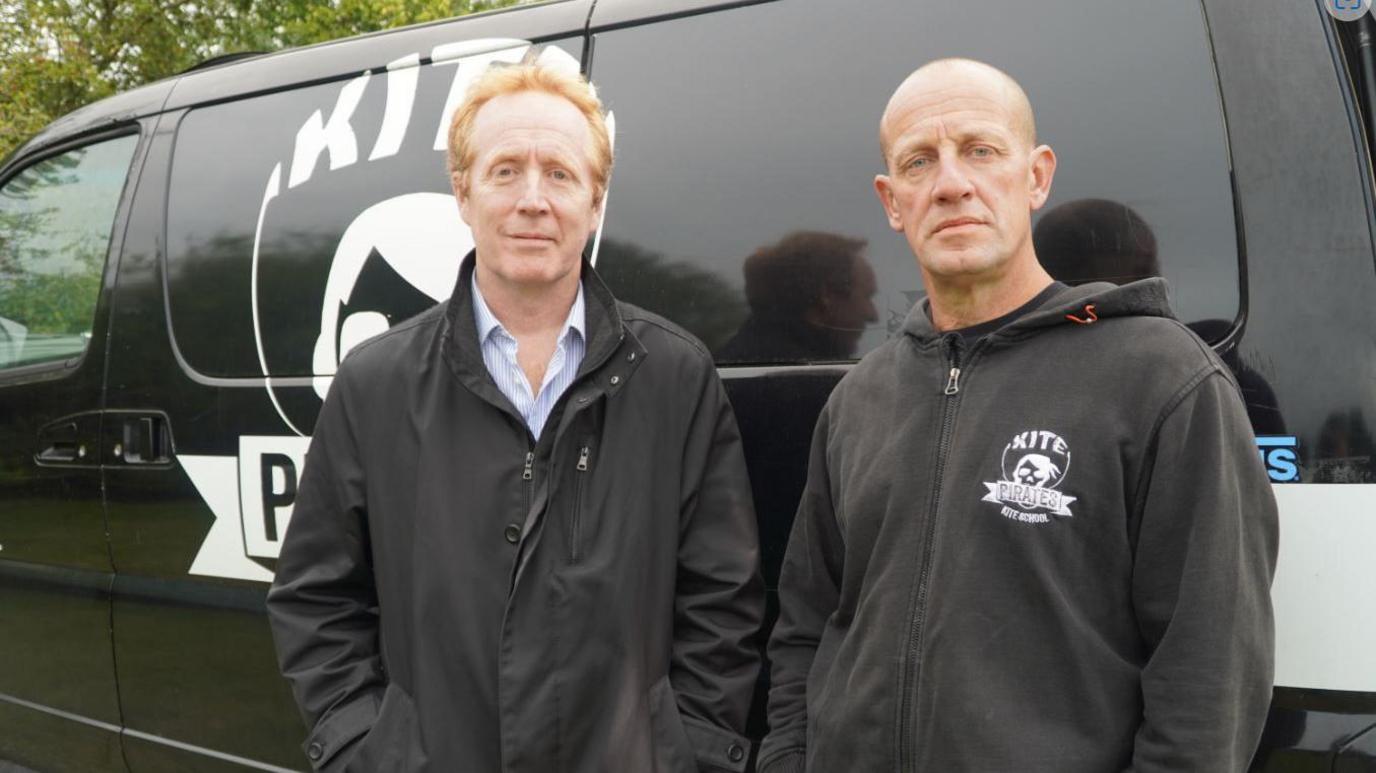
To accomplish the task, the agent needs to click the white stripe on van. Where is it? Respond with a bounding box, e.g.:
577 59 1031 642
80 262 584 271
1272 484 1376 691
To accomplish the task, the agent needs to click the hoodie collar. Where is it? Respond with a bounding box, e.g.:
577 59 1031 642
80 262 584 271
901 277 1176 346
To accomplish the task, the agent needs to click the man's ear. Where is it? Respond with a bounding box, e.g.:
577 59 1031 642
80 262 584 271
874 174 904 232
451 172 471 226
1027 145 1057 211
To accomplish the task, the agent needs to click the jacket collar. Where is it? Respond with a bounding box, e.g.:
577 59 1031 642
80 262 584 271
443 250 632 403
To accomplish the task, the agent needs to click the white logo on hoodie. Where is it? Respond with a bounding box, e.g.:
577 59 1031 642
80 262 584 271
982 429 1077 523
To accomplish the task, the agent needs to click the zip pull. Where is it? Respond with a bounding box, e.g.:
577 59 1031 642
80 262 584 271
940 333 964 395
576 446 590 472
522 451 534 481
944 367 961 396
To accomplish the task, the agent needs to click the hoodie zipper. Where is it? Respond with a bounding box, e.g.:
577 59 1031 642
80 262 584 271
898 334 971 771
570 443 591 562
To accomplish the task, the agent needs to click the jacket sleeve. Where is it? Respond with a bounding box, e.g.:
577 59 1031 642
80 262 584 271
672 365 766 773
1129 368 1279 771
756 407 844 773
265 368 385 773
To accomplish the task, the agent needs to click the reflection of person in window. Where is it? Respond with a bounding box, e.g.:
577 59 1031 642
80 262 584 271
1315 409 1376 483
1033 198 1159 286
716 231 879 363
1034 197 1286 434
0 316 26 368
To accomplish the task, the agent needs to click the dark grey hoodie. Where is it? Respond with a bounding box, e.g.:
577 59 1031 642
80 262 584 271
758 279 1278 773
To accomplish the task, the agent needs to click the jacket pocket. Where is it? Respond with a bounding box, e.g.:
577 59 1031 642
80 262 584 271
569 441 592 562
343 683 420 772
649 676 697 773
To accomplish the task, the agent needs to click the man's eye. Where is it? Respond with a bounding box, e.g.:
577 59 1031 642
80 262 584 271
494 166 516 178
971 146 993 158
550 169 570 181
907 157 930 170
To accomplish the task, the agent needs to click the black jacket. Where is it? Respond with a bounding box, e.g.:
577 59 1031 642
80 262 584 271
758 279 1277 772
267 254 763 773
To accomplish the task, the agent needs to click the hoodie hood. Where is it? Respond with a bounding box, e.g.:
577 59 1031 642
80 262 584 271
901 277 1176 345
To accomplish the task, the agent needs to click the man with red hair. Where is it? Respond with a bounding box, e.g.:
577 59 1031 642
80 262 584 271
269 61 761 773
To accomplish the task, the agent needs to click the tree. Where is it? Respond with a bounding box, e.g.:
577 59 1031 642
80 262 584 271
0 0 523 162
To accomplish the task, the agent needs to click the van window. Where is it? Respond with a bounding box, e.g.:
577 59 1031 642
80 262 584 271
0 135 137 370
165 41 584 381
590 0 1240 364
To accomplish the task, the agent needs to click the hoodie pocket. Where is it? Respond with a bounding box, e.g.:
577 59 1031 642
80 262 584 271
344 683 420 772
569 441 592 562
649 676 697 773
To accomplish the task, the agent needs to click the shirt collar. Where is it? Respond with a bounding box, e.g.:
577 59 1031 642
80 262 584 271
471 271 586 345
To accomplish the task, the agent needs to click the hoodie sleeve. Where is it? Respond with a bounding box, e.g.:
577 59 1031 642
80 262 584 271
265 367 385 773
672 364 765 773
1129 367 1278 771
757 407 844 773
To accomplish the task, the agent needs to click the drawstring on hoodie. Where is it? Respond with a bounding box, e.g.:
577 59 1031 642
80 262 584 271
1065 304 1098 325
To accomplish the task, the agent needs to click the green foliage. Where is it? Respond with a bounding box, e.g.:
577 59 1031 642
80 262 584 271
0 0 524 162
0 268 100 334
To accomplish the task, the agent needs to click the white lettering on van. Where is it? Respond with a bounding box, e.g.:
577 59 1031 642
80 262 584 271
238 436 312 559
430 43 532 152
184 436 311 582
289 72 371 188
369 54 420 161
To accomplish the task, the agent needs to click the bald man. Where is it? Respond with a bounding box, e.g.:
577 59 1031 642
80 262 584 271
757 59 1277 773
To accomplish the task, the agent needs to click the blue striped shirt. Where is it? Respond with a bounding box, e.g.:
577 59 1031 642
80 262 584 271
471 274 586 441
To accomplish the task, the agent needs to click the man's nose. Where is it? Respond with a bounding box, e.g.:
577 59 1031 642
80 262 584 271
931 156 975 203
516 170 551 214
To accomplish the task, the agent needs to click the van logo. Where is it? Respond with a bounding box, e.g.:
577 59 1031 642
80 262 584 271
182 437 310 583
183 40 609 582
249 40 594 434
1325 0 1372 22
981 430 1077 524
1257 435 1300 482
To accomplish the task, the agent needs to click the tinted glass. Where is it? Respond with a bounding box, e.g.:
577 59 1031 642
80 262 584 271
165 40 583 380
0 135 136 369
590 0 1239 364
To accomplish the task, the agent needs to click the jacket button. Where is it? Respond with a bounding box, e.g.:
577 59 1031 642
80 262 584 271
504 524 521 544
307 742 324 761
727 742 745 762
609 375 621 385
627 352 636 362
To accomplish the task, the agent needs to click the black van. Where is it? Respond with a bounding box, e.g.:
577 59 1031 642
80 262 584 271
2 0 1374 770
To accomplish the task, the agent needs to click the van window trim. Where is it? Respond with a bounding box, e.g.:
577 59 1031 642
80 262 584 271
0 123 145 386
1318 3 1376 279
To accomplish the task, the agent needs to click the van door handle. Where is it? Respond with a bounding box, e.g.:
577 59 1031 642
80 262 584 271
117 413 172 465
35 411 101 466
36 421 82 463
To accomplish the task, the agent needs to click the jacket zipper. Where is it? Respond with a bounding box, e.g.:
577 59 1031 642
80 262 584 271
523 449 535 538
570 444 591 562
898 334 970 771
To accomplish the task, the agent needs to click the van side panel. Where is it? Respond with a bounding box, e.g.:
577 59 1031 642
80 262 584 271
100 111 308 771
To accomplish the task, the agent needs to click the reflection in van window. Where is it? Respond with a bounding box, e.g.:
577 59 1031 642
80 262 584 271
590 0 1239 362
0 135 136 369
